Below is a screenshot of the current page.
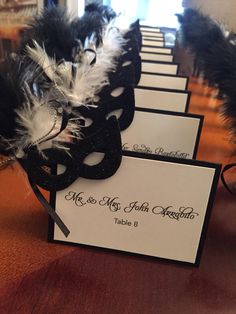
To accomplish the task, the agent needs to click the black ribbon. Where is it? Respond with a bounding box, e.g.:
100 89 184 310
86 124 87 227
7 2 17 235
28 176 70 237
221 163 236 195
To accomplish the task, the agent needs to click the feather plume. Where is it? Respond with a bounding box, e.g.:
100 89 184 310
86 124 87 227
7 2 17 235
85 1 116 21
27 22 126 106
71 10 105 46
0 55 81 158
26 41 58 82
177 8 236 136
69 22 126 104
20 6 78 62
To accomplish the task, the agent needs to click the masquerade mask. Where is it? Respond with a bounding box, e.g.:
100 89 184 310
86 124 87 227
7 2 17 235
18 116 122 192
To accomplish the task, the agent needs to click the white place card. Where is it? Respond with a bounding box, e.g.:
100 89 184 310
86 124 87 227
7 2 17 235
135 86 190 112
140 52 173 62
141 31 164 38
141 26 161 32
139 72 188 90
121 108 203 159
143 39 164 47
143 36 164 41
142 46 172 54
49 153 221 265
142 61 178 75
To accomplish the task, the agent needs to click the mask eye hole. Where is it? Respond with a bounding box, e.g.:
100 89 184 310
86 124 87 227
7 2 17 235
106 109 123 121
83 152 105 166
122 61 132 67
110 87 124 97
57 164 67 174
83 117 93 127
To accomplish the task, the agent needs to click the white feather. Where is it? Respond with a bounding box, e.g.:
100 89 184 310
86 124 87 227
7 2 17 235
26 27 126 107
68 22 126 106
27 41 57 82
12 84 81 157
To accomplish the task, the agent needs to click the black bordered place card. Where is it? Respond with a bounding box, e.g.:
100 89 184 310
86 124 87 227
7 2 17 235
141 46 172 54
139 72 188 90
140 52 173 62
143 36 164 41
142 61 178 75
135 86 191 113
49 152 221 265
140 26 161 32
142 39 164 47
141 32 164 39
121 108 203 159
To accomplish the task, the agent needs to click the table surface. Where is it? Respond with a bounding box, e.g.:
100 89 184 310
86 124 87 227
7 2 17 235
0 77 236 314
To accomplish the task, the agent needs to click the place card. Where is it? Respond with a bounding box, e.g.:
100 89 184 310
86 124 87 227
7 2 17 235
142 46 172 54
49 152 221 265
135 86 190 112
139 72 188 90
141 52 173 62
142 61 178 75
141 31 164 39
143 35 164 41
140 26 161 32
121 108 203 159
143 39 164 47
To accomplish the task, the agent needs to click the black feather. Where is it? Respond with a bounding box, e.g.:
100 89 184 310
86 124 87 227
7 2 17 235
20 6 79 62
0 57 26 154
177 8 236 136
85 1 116 21
71 10 105 46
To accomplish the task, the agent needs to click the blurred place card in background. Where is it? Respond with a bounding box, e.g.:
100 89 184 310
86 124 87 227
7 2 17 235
140 52 174 62
135 86 191 112
139 72 188 90
141 32 164 39
142 39 164 47
50 152 221 265
121 108 203 159
143 36 164 41
140 26 161 32
142 61 178 75
141 46 172 54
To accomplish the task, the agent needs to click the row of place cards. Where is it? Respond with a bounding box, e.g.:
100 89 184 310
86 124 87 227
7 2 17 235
49 25 221 266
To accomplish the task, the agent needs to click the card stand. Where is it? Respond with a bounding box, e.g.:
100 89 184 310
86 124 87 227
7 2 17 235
134 86 191 113
121 107 203 160
142 61 178 75
139 72 188 91
140 52 173 62
141 46 172 54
